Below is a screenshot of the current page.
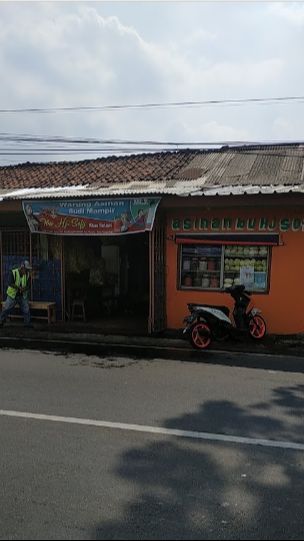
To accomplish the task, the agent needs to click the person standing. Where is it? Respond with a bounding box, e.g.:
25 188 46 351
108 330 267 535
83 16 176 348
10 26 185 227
0 260 32 328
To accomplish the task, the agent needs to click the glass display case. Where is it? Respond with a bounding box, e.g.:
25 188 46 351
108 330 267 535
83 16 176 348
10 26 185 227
223 245 269 291
180 245 222 290
179 243 269 292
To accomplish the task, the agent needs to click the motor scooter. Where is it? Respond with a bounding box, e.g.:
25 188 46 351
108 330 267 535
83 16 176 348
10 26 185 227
183 284 266 350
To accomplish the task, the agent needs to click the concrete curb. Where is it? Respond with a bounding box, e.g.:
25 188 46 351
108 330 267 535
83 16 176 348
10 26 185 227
1 331 304 373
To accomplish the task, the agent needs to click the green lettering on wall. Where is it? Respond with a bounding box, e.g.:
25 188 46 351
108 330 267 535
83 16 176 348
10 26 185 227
199 218 209 230
193 218 200 230
268 219 277 231
280 218 290 231
236 218 245 230
183 218 192 230
211 218 221 230
259 218 268 230
222 218 232 230
292 218 302 231
172 215 304 233
247 218 256 230
172 218 181 230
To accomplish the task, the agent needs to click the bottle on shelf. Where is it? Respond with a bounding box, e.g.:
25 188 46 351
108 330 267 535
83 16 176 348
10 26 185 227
183 274 193 287
207 258 216 271
199 257 207 271
183 258 191 271
201 274 210 288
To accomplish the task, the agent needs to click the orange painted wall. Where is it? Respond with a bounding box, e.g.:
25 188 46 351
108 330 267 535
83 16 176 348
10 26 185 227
166 207 304 335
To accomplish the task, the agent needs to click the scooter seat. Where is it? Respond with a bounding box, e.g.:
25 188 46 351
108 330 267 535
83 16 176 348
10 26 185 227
193 304 230 317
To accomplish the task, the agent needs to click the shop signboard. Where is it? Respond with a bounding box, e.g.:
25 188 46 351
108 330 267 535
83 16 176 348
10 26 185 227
171 215 304 232
22 198 161 235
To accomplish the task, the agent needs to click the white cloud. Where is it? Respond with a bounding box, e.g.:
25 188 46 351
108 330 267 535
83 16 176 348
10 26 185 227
269 2 304 26
0 1 302 165
195 58 284 88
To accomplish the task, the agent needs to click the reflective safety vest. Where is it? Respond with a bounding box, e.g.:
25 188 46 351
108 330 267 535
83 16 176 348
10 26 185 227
7 268 28 299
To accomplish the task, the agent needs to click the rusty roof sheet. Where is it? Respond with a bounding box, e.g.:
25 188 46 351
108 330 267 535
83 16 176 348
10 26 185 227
178 145 304 187
0 144 304 199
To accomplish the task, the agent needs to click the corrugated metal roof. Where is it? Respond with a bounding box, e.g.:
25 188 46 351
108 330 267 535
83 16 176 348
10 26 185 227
1 183 304 201
181 146 304 187
0 144 304 200
195 184 304 197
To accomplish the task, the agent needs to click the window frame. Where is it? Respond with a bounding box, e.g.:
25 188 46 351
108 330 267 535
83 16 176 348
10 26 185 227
177 242 272 294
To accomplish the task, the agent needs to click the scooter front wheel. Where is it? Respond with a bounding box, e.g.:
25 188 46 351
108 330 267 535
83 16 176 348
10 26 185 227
190 322 212 350
249 315 266 339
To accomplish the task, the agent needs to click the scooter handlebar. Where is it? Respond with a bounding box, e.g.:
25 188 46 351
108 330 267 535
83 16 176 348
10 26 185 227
224 285 251 296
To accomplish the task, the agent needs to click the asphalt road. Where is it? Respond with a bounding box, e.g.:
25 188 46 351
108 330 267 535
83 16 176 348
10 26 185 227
0 348 304 540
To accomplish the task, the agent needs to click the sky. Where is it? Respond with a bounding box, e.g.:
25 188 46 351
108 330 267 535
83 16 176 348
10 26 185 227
0 0 303 166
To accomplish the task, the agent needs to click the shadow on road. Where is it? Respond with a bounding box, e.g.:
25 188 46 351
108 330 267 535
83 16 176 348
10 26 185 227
93 384 304 540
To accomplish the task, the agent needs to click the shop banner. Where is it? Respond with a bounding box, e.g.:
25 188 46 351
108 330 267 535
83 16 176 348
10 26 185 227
22 198 161 235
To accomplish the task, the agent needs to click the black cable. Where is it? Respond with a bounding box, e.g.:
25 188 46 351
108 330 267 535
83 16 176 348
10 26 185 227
0 133 303 147
0 95 303 114
0 148 163 155
0 147 303 160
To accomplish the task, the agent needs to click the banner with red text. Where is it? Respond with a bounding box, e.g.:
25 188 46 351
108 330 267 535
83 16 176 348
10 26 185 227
23 198 160 235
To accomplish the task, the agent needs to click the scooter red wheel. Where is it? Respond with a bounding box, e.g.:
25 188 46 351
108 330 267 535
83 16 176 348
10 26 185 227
190 322 212 349
249 315 266 339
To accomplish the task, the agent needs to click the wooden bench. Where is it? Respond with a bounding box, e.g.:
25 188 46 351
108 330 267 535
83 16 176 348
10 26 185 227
1 301 56 324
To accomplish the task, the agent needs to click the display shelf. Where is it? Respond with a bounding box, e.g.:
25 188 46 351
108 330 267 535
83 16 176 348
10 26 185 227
180 243 269 293
181 286 222 290
181 270 221 273
224 270 266 273
224 255 267 259
183 259 222 263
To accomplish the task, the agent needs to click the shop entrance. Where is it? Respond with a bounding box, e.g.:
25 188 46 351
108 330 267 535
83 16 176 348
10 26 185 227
64 233 149 333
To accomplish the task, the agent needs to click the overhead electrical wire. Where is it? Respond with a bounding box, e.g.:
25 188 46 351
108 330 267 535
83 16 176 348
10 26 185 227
0 132 303 148
0 143 303 159
0 96 302 161
0 133 241 145
0 95 303 114
0 147 167 155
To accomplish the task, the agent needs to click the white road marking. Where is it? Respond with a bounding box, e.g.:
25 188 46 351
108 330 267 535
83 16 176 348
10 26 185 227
0 409 303 451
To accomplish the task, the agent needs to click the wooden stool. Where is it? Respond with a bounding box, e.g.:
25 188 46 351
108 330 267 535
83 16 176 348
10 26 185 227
71 299 86 322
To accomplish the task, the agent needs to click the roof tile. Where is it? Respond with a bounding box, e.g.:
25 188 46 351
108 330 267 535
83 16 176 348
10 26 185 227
0 145 304 193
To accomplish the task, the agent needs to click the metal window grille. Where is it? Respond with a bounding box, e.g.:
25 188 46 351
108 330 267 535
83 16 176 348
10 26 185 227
2 231 30 256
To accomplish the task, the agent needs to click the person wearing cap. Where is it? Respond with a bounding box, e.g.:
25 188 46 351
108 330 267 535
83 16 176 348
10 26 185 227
0 260 32 328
